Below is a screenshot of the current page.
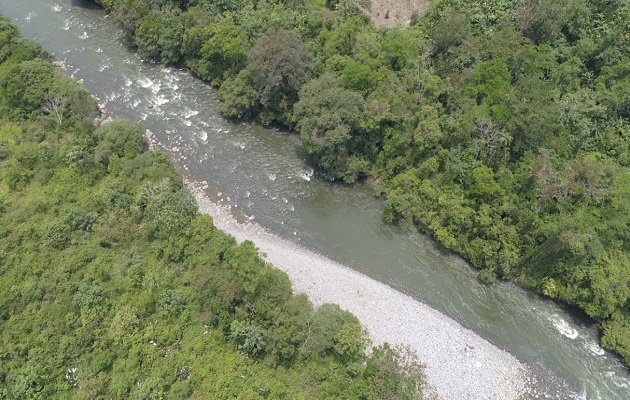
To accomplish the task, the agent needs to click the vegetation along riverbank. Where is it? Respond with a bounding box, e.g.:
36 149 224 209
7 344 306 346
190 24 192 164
93 0 630 367
0 16 435 398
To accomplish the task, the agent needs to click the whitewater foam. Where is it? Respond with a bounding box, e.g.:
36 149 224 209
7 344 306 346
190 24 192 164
153 95 169 106
585 342 606 356
184 109 199 119
138 77 153 88
550 314 579 339
299 168 314 181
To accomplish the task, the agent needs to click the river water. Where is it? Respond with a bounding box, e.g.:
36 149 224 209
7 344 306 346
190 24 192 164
2 1 629 398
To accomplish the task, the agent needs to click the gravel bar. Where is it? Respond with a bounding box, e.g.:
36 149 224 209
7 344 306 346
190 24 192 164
186 178 531 400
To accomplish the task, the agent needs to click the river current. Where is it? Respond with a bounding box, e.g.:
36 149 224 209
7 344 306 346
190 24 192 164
1 1 629 398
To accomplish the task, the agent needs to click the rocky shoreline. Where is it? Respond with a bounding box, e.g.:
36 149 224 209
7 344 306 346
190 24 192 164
184 178 533 400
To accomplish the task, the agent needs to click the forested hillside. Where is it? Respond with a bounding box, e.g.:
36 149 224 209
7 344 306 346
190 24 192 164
91 0 630 367
91 0 630 364
0 17 427 398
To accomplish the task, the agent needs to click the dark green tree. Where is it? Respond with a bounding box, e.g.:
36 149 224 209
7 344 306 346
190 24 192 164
294 73 366 182
247 28 313 124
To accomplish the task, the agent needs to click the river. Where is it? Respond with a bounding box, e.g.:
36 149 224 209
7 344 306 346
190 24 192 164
1 1 629 398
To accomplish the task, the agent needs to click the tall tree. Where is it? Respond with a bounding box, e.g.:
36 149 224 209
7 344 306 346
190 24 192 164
294 73 366 181
247 28 313 124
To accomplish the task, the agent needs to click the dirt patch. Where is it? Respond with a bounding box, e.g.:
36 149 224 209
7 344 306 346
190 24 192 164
369 0 430 27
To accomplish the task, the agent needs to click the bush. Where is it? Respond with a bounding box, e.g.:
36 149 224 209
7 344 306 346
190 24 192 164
230 320 268 357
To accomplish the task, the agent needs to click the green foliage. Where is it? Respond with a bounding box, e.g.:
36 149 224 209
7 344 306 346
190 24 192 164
247 28 314 124
602 312 630 366
3 59 55 116
340 60 373 93
466 58 511 106
5 35 51 64
300 303 367 360
87 0 630 369
269 293 312 365
364 344 426 400
230 320 268 356
0 19 427 398
378 27 421 72
294 73 366 181
144 188 197 238
93 120 147 163
197 21 250 85
47 74 100 130
217 68 260 119
73 283 105 312
515 0 589 45
158 8 185 64
134 11 162 60
64 206 98 231
5 363 51 399
428 11 471 57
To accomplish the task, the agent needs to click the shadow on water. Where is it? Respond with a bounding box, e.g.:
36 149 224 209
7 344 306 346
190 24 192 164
71 0 102 9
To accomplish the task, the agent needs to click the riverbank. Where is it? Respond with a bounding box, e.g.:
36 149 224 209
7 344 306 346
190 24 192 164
184 177 531 400
1 0 627 395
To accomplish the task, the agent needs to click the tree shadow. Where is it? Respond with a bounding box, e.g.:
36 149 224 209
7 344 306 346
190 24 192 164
71 0 102 10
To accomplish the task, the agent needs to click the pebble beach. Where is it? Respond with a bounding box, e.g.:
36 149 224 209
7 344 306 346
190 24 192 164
185 178 532 400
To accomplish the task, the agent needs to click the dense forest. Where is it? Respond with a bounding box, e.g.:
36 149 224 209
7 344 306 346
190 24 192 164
0 17 428 398
90 0 630 367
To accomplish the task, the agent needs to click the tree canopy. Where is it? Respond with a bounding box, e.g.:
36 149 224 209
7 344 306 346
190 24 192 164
94 0 630 367
0 15 428 399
